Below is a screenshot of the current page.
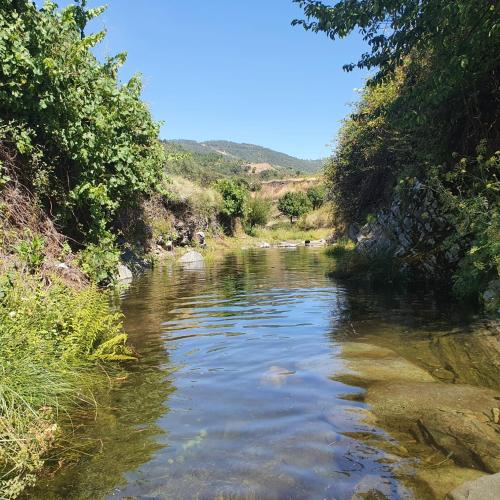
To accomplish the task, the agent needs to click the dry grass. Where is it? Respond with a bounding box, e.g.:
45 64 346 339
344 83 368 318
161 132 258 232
297 202 334 230
258 176 320 200
0 184 87 288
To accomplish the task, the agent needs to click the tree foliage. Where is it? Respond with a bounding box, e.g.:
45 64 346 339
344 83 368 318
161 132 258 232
278 191 312 223
0 0 165 248
294 0 500 304
306 184 327 209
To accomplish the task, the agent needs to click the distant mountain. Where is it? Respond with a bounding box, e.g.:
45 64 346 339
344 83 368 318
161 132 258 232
166 140 325 173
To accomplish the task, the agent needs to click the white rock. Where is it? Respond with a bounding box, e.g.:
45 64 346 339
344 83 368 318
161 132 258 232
117 264 133 281
179 251 204 263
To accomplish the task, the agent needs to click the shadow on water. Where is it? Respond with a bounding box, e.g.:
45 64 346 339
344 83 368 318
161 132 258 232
29 248 499 499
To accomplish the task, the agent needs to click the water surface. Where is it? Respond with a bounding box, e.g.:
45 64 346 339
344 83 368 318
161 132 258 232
32 248 498 499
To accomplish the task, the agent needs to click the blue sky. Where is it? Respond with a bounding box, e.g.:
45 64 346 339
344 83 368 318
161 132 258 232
66 1 368 159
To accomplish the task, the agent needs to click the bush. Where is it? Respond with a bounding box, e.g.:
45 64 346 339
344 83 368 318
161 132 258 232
215 179 249 219
277 191 311 223
77 236 121 285
0 1 165 246
245 197 271 232
14 233 45 273
0 271 132 497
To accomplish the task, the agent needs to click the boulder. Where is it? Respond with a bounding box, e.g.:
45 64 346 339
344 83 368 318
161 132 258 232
446 472 500 500
195 231 206 246
259 241 271 248
307 239 327 247
278 241 299 248
117 263 133 281
347 223 360 242
178 251 204 264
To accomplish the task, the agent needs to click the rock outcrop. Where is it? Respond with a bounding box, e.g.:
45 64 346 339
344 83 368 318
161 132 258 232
337 341 500 476
349 180 464 277
178 251 204 264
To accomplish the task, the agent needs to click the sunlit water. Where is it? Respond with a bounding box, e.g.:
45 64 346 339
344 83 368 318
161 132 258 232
31 248 497 499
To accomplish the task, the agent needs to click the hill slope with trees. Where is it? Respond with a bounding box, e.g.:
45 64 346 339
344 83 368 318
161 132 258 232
166 139 325 173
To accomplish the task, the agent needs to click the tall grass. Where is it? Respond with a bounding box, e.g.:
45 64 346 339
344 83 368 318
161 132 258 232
0 272 133 498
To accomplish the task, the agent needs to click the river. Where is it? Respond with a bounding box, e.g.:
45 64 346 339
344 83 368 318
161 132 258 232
31 248 500 499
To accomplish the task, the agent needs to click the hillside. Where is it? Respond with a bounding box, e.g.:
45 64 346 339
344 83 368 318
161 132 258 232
166 139 325 173
162 141 309 184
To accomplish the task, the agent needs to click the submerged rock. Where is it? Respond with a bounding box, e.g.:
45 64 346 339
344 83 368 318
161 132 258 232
446 472 500 500
260 366 295 387
336 342 435 386
412 465 484 499
366 382 500 472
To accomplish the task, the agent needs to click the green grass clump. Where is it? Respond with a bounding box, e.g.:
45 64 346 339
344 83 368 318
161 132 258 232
253 225 331 243
325 237 356 258
0 272 133 498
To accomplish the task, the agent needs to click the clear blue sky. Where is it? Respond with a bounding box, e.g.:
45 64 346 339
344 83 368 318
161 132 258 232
68 1 369 159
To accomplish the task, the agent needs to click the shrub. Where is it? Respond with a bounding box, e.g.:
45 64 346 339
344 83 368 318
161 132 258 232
14 233 45 273
215 179 249 219
245 197 271 232
77 236 121 285
0 1 165 246
278 191 311 223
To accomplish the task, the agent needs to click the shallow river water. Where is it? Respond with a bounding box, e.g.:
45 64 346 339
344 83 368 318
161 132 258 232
32 248 499 499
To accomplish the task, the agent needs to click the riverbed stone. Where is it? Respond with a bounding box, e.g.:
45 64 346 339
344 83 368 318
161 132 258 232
446 472 500 500
366 382 500 472
178 250 204 263
260 365 295 387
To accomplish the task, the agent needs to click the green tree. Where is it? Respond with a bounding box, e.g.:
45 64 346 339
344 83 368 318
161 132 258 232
306 184 327 209
245 197 271 231
215 179 249 218
278 191 311 223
